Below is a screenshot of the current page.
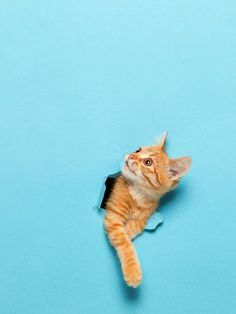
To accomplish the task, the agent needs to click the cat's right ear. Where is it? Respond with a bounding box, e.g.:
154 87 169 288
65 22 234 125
166 157 192 180
156 131 168 149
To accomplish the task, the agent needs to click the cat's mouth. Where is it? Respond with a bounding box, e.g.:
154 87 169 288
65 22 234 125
125 160 130 169
125 160 135 174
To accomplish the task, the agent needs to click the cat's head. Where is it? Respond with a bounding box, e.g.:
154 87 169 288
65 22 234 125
121 132 192 196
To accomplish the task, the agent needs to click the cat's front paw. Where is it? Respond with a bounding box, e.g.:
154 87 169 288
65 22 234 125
123 263 142 288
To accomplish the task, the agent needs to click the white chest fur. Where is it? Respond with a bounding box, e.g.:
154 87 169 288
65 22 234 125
128 184 159 207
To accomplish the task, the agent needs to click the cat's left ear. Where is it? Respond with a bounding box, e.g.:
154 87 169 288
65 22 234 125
156 131 168 149
167 157 192 180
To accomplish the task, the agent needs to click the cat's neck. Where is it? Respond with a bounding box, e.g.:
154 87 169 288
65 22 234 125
127 180 161 208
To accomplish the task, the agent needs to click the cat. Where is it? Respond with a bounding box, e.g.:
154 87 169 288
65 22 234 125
104 132 192 288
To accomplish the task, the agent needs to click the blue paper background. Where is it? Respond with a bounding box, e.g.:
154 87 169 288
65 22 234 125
1 1 236 313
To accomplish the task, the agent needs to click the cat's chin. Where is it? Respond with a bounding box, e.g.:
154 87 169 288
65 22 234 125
121 165 137 182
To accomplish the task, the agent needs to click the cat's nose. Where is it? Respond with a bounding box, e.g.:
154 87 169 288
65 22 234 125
128 154 135 160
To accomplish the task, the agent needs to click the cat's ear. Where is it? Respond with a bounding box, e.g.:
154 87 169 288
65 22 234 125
156 131 168 149
167 157 192 180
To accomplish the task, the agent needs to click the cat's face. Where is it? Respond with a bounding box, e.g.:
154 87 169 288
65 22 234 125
121 133 191 194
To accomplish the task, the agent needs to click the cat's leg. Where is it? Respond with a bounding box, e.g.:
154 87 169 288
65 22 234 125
104 211 142 288
125 218 148 240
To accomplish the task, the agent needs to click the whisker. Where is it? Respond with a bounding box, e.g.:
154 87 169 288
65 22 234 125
145 131 153 146
103 156 121 160
111 144 128 157
145 130 149 145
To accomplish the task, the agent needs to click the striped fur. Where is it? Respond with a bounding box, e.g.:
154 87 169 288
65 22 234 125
104 137 191 287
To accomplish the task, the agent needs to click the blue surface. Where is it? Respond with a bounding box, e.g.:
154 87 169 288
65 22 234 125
1 1 236 313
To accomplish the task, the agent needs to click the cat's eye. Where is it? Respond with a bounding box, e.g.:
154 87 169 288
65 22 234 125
135 147 142 153
143 158 153 166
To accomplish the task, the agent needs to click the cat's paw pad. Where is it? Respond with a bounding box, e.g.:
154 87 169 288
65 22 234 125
124 264 142 288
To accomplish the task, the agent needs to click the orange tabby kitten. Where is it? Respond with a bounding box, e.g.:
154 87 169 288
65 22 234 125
104 132 192 288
